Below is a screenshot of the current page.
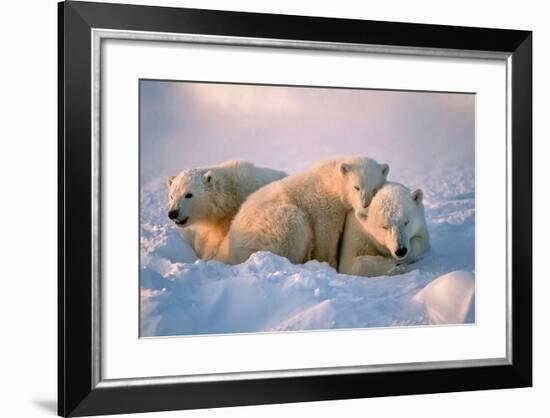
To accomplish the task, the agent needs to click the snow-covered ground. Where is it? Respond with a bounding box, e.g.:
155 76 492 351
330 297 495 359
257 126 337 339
139 82 475 337
140 163 475 337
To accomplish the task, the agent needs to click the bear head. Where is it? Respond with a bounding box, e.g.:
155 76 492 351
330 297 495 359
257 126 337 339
356 183 424 260
339 157 389 212
166 168 220 228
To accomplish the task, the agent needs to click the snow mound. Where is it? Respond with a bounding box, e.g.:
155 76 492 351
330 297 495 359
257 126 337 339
140 253 474 336
413 270 475 325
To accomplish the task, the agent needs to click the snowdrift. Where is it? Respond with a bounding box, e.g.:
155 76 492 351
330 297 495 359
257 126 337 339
140 164 475 337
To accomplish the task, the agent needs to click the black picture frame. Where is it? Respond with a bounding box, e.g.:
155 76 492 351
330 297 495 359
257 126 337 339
58 1 532 416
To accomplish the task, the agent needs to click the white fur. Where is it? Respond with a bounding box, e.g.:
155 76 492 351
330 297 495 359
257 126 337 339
166 160 287 260
339 182 430 277
218 157 389 267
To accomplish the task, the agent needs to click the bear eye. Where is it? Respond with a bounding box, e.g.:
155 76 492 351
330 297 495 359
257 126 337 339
354 185 360 191
184 193 193 199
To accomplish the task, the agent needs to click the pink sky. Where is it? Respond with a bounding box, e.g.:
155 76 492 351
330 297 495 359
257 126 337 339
140 80 474 186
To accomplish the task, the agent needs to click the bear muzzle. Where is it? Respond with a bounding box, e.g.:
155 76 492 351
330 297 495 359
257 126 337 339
174 216 189 226
168 210 189 226
395 247 408 258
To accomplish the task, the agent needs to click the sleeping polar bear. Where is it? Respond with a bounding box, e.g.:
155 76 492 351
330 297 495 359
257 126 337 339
166 160 287 260
339 182 430 277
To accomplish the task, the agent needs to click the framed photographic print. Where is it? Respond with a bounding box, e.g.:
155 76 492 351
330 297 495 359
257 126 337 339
58 1 532 416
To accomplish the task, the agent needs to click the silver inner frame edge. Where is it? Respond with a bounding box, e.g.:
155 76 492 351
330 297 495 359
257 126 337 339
90 28 513 389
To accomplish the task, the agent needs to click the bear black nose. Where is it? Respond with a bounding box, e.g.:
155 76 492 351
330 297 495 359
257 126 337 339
395 247 408 258
168 210 178 220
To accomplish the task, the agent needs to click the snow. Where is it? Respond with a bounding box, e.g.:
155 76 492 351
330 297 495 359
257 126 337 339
413 270 475 325
139 82 475 337
140 163 475 337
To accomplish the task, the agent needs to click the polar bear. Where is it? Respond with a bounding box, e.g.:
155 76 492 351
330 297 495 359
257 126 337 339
217 157 389 267
166 160 287 260
338 182 430 277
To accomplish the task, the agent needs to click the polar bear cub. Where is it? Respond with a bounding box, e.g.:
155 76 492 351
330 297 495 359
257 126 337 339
339 182 430 277
166 160 287 260
218 157 389 267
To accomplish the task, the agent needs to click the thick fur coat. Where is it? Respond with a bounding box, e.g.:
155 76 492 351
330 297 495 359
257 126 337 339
338 182 430 277
217 157 389 267
166 160 287 260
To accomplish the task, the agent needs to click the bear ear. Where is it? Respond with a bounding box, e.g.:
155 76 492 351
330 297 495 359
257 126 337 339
411 188 423 205
340 163 351 176
203 170 214 184
166 176 175 188
380 163 390 178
